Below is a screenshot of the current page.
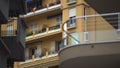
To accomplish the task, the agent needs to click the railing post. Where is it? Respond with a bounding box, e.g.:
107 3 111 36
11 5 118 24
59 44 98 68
60 24 62 31
46 27 49 33
32 55 35 62
46 51 48 57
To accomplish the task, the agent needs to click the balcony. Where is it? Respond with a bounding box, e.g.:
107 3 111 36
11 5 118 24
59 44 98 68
26 24 62 42
0 18 27 61
59 13 120 68
20 50 59 68
21 0 61 18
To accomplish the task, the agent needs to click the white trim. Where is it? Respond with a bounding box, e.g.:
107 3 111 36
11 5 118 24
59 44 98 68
75 12 120 19
26 32 46 40
20 4 61 18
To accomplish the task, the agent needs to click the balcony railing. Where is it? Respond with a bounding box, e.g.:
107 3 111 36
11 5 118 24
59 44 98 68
24 50 58 62
26 25 61 40
67 18 76 28
26 0 61 13
62 12 120 48
49 25 60 31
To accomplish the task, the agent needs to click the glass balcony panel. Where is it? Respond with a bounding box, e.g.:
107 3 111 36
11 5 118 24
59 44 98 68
61 13 120 49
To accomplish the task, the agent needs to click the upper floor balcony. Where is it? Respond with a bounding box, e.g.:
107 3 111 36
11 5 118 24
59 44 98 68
21 0 61 18
59 12 120 68
0 18 27 61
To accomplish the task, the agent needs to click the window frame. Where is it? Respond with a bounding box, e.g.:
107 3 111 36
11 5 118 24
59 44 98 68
68 7 76 28
29 23 38 34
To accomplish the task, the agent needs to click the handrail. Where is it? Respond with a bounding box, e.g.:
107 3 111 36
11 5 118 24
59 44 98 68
62 20 80 45
61 12 120 45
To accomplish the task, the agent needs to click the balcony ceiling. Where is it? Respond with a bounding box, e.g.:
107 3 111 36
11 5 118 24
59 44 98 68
85 0 120 13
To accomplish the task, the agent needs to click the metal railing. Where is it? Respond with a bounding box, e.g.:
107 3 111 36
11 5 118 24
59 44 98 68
26 25 61 37
62 12 120 47
49 25 60 31
67 18 76 28
25 50 59 61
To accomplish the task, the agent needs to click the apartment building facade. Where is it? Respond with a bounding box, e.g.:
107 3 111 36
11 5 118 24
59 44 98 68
59 0 120 68
15 0 120 68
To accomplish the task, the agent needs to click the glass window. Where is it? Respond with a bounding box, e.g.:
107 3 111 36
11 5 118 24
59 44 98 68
29 47 38 59
56 16 62 25
30 23 38 33
7 25 13 36
50 41 56 54
68 16 76 27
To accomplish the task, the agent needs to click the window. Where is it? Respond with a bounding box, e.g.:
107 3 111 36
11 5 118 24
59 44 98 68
29 46 39 59
67 0 77 3
68 16 76 27
29 47 36 59
68 8 76 28
7 25 14 36
55 41 62 52
50 41 56 54
56 16 62 25
30 23 38 34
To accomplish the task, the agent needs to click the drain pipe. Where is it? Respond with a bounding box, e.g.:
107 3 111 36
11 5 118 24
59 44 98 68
84 7 88 43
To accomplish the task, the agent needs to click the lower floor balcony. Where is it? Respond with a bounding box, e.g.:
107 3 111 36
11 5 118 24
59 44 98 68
19 53 59 68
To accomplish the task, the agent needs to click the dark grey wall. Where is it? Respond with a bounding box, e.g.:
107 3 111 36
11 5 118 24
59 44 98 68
0 42 9 68
0 0 9 24
17 18 27 48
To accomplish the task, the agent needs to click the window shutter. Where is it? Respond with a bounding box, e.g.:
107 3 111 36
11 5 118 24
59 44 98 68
69 8 76 17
